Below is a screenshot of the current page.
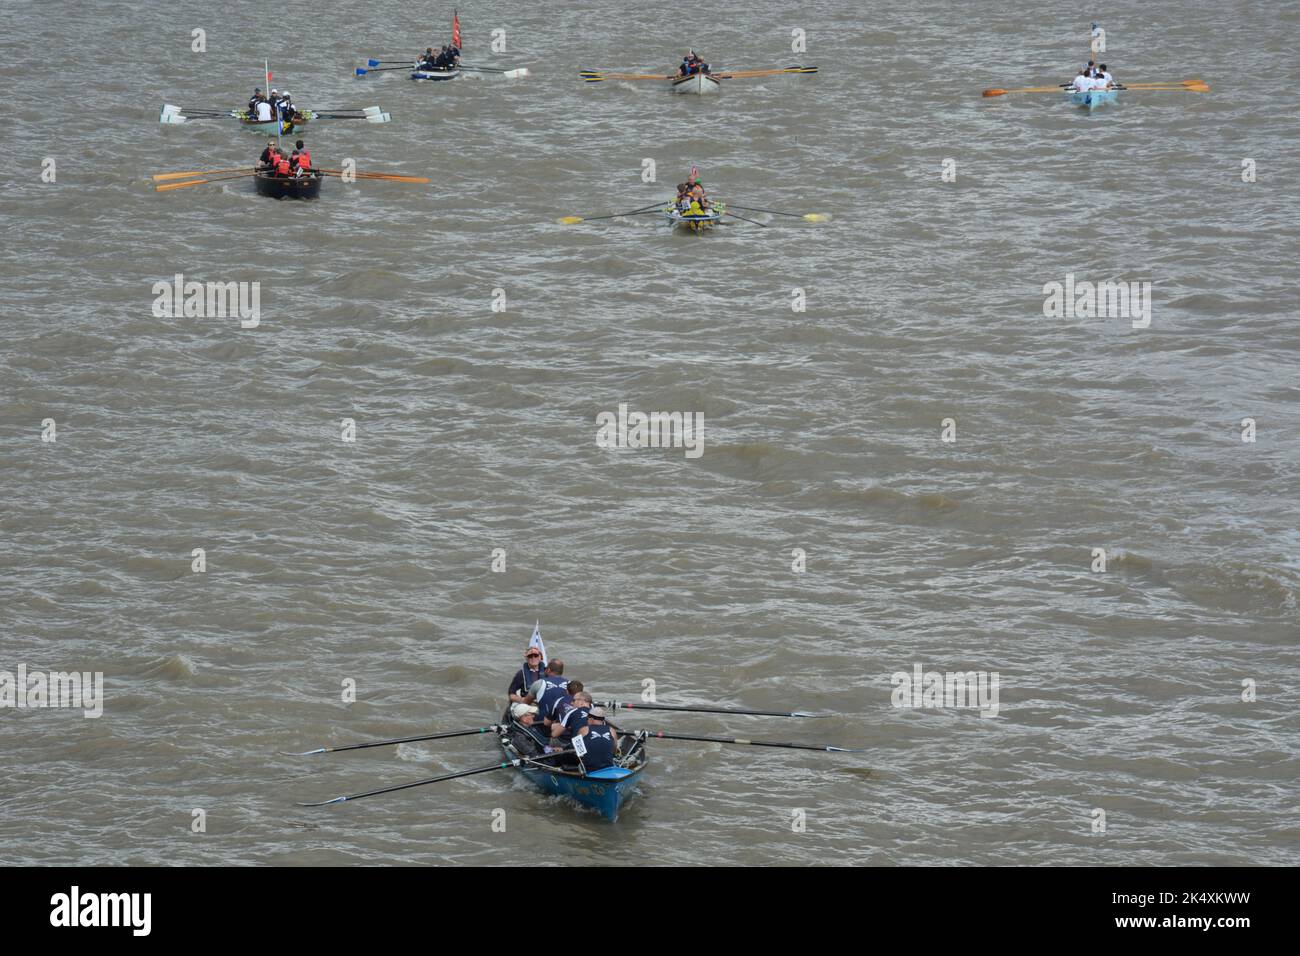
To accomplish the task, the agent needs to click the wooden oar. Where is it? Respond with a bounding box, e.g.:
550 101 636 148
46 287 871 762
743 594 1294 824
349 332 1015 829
579 71 674 82
640 731 864 753
723 202 828 222
153 167 255 182
713 66 818 79
155 172 257 192
983 85 1074 96
315 169 430 183
281 725 504 756
297 751 574 806
599 701 826 718
557 202 665 225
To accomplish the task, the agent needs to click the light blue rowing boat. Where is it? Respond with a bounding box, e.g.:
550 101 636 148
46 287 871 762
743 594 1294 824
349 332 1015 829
1069 88 1118 109
499 709 646 820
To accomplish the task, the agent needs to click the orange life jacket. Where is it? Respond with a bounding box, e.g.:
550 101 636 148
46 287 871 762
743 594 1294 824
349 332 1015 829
275 157 291 175
296 151 311 170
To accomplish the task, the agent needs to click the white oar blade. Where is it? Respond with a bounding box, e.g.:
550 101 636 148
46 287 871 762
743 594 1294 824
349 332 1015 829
362 105 382 114
504 68 529 79
365 112 392 124
279 748 329 756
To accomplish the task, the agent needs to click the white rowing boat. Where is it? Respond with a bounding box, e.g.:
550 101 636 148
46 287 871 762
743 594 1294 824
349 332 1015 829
670 72 721 94
665 205 724 232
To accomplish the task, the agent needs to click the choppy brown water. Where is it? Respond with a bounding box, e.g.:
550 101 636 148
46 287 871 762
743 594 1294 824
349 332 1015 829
1 0 1298 865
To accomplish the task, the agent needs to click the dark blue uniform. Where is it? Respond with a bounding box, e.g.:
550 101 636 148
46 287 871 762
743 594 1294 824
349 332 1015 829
580 725 616 771
508 664 543 699
534 676 572 722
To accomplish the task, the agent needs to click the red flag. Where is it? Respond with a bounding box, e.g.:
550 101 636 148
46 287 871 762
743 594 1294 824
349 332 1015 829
451 11 461 50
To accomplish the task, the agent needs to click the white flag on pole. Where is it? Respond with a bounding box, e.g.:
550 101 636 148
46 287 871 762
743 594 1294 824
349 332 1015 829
529 621 547 668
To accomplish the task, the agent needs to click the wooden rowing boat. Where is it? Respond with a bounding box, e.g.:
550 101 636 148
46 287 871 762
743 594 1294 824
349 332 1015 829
671 72 720 94
411 67 462 82
498 707 646 820
665 204 724 232
1069 88 1118 109
254 170 323 200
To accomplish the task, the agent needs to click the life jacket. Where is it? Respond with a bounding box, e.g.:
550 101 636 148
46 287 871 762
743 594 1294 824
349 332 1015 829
275 157 291 176
296 150 311 170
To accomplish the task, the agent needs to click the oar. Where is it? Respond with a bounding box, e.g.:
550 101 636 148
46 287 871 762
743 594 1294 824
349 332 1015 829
557 202 665 225
315 169 430 183
640 731 864 753
298 751 574 806
460 65 530 78
723 210 767 227
723 202 828 222
355 65 415 76
153 166 255 182
281 725 505 756
599 701 827 718
714 66 818 79
983 85 1075 96
155 172 258 192
579 71 674 82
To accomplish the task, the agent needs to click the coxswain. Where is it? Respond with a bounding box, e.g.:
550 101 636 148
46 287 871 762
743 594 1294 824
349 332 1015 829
507 645 545 717
258 138 280 169
573 706 620 772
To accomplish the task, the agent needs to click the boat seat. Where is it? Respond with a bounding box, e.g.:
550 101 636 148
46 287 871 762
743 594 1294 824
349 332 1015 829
586 767 633 780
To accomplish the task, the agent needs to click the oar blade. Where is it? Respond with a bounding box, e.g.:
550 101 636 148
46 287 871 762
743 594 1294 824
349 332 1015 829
354 67 368 76
982 88 1007 97
558 215 584 224
279 747 329 756
802 213 829 222
297 795 348 807
367 58 382 67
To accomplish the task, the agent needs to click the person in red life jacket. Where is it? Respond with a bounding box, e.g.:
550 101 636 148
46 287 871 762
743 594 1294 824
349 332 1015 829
274 154 292 178
290 139 311 175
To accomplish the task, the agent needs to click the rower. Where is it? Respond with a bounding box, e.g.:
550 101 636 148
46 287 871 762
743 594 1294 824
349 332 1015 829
278 91 295 122
550 690 594 742
273 152 292 178
507 645 545 717
573 706 619 772
291 139 311 171
248 87 263 112
254 95 275 123
1096 63 1114 87
523 660 577 728
1070 69 1092 92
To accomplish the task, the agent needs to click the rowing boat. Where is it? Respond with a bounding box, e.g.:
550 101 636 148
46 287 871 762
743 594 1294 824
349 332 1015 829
498 707 646 820
411 67 462 82
161 104 391 130
238 109 315 134
254 170 323 200
1069 88 1118 109
671 72 720 94
665 204 724 232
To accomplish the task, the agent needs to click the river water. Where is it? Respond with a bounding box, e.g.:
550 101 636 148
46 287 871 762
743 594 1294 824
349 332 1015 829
1 0 1297 865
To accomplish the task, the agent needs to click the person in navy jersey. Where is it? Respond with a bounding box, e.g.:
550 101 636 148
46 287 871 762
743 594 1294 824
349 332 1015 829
525 662 581 732
574 706 618 772
550 690 593 743
507 646 544 718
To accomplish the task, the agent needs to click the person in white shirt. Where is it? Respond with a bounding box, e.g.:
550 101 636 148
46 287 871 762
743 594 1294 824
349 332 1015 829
1095 64 1114 88
1071 70 1092 92
254 97 274 122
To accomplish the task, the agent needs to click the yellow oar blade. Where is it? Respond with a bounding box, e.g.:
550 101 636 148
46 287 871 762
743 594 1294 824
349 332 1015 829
802 213 830 222
983 86 1066 97
557 216 584 225
153 167 254 182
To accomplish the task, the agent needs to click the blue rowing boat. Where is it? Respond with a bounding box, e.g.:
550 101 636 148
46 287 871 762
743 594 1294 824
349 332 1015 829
1069 89 1118 109
499 709 646 820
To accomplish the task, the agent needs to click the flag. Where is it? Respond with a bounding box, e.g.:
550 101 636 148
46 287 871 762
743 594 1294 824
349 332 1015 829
451 11 461 51
528 621 546 667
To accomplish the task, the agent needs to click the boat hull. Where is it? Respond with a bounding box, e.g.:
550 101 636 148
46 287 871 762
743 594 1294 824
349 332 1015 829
665 206 724 232
254 171 323 200
239 111 313 134
1069 89 1118 109
411 68 462 82
671 72 720 95
498 710 645 821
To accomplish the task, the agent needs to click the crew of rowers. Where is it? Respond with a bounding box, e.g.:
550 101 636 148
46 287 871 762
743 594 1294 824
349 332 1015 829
507 648 620 772
1071 61 1116 92
674 171 711 215
678 50 710 76
257 138 313 178
418 44 460 71
247 87 299 124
